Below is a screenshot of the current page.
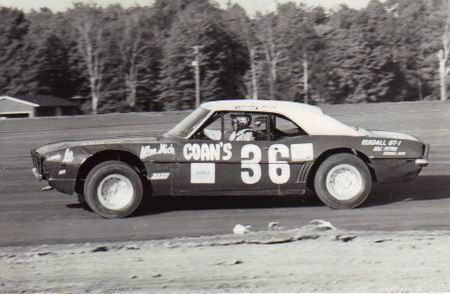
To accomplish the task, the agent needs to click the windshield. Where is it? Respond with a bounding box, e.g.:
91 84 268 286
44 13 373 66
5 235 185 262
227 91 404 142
165 107 211 138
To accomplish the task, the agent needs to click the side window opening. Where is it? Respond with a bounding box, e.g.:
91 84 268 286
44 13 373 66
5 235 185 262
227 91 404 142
192 111 270 141
270 114 307 140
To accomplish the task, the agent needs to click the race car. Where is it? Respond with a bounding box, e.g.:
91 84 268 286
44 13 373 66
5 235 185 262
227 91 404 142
31 100 429 218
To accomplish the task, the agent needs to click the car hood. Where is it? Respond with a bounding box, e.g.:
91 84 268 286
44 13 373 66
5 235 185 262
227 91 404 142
367 130 419 141
35 136 159 154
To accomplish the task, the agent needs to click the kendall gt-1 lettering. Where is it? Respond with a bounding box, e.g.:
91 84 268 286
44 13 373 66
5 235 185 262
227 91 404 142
140 143 175 160
183 143 232 161
191 163 215 184
362 139 402 147
290 143 314 162
362 139 387 146
150 172 170 180
62 149 74 163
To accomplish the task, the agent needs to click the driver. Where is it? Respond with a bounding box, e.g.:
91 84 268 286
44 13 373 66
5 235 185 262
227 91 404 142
229 113 254 141
203 113 255 141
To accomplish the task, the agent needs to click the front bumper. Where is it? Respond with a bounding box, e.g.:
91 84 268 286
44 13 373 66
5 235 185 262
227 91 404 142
415 143 430 167
371 158 424 184
415 159 429 167
32 167 43 180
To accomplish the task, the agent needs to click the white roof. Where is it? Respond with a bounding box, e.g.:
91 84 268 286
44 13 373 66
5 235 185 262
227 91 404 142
201 100 362 136
0 95 39 107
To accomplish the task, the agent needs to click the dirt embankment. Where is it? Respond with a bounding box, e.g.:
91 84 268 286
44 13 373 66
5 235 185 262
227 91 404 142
2 222 450 293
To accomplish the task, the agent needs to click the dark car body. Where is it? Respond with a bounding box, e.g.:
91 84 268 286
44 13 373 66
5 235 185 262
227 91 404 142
31 100 429 201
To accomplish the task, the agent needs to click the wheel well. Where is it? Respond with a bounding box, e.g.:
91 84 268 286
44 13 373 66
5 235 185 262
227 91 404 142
306 148 377 190
75 150 147 195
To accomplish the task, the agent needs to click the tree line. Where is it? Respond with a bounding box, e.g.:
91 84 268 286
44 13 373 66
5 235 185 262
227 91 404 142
0 0 449 114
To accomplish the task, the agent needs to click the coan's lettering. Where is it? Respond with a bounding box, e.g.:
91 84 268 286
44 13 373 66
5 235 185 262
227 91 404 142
183 143 232 161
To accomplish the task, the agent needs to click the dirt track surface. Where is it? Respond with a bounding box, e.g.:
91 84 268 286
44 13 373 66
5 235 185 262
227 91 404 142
2 226 450 293
1 101 450 246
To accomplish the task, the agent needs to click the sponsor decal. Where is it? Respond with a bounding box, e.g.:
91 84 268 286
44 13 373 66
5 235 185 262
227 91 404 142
58 169 66 176
374 146 398 152
140 143 175 160
183 143 232 161
363 139 404 156
290 143 314 162
362 139 387 146
383 151 407 156
362 139 402 147
150 172 170 180
191 163 215 184
62 149 74 163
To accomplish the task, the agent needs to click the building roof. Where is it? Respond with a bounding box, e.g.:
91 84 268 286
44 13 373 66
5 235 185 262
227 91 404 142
201 99 362 137
16 95 77 107
0 95 77 107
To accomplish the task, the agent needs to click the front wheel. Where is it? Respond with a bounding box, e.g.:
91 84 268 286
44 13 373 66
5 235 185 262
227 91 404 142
84 161 143 218
314 153 372 209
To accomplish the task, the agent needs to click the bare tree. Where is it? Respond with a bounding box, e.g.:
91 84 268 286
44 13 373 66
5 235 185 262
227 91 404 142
258 17 282 100
71 5 105 114
438 0 450 101
117 13 149 108
239 17 259 99
302 52 309 104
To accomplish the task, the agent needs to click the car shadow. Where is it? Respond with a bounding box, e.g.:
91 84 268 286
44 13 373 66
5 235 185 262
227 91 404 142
363 175 450 207
137 175 450 214
137 193 322 216
66 175 450 215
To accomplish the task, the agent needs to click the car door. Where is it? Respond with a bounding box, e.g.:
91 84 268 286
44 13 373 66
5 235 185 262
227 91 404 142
173 111 272 195
172 111 229 195
223 112 312 195
172 111 313 196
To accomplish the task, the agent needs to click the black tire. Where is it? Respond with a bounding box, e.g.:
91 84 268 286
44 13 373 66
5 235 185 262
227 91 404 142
314 153 371 209
76 193 92 211
84 160 143 218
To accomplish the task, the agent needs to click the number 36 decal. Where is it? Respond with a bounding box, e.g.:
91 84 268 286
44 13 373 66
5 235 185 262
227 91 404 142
241 144 291 185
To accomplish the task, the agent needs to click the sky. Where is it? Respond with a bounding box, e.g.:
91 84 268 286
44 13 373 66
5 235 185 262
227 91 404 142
0 0 372 13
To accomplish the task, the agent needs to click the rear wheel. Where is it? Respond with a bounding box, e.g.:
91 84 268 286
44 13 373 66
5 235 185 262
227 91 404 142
314 153 371 209
84 160 143 218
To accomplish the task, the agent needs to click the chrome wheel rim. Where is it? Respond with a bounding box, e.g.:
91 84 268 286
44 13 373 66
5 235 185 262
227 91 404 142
97 174 134 210
325 164 363 201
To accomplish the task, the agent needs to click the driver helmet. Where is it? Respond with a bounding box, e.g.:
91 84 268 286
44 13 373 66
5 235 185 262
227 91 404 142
231 113 252 130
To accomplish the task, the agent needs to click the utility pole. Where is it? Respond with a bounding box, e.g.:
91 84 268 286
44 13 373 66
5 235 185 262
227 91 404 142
192 45 202 107
303 52 309 104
